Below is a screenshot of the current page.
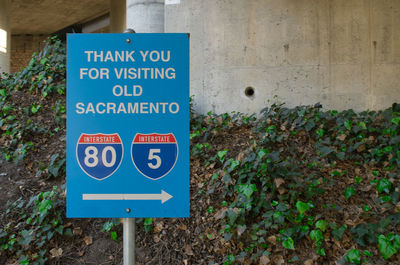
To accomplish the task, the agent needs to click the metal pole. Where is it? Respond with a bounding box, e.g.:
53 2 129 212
123 28 136 265
123 218 135 265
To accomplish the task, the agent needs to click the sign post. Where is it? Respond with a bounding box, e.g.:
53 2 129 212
123 218 135 265
67 33 189 263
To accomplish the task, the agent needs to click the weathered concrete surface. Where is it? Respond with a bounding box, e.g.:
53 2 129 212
165 0 400 114
11 0 109 34
0 0 11 74
126 0 164 33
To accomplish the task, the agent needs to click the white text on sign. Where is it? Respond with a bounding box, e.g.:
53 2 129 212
76 49 180 115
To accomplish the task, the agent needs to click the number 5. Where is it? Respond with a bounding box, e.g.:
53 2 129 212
148 149 161 169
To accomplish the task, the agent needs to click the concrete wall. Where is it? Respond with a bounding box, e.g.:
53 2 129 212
0 0 11 75
165 0 400 114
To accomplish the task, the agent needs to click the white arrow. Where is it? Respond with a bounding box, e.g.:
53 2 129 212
82 190 173 204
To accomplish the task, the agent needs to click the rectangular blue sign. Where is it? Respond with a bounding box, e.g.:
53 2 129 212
67 33 189 218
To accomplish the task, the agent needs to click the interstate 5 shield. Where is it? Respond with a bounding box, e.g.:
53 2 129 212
131 133 178 180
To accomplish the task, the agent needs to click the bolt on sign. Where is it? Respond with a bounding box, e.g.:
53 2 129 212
67 33 189 218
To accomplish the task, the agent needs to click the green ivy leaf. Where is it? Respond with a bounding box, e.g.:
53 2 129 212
224 254 236 265
257 149 268 159
110 231 118 242
316 128 325 137
19 229 34 246
102 221 114 232
217 149 228 162
346 249 361 265
354 176 363 184
230 159 240 170
344 120 352 130
237 184 257 198
358 121 367 130
377 178 392 194
282 237 295 250
309 229 324 242
363 250 373 257
31 105 40 114
378 234 398 260
296 201 312 215
362 205 371 212
315 220 328 232
392 234 400 249
391 117 400 125
317 248 326 256
345 187 355 200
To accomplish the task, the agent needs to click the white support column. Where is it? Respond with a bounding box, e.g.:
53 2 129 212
0 0 11 75
126 0 164 33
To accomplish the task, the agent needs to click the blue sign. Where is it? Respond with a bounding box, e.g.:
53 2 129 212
67 33 189 218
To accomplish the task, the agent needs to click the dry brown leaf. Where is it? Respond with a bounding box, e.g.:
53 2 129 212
260 255 270 264
73 227 83 236
278 187 287 195
357 145 366 152
26 162 33 169
337 134 347 141
214 208 227 220
184 244 194 255
274 178 285 188
304 259 313 265
236 151 245 161
274 255 285 265
83 235 93 246
267 235 276 245
179 224 187 231
50 247 63 258
154 222 164 233
345 219 356 226
360 185 372 192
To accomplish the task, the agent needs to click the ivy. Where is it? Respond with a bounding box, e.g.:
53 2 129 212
191 101 400 262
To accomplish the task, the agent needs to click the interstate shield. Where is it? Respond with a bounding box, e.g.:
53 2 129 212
76 133 123 180
131 133 178 180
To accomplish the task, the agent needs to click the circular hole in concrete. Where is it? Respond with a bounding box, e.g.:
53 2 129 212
245 86 255 98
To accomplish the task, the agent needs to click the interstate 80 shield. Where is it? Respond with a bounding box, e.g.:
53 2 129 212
76 133 123 180
131 133 178 180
